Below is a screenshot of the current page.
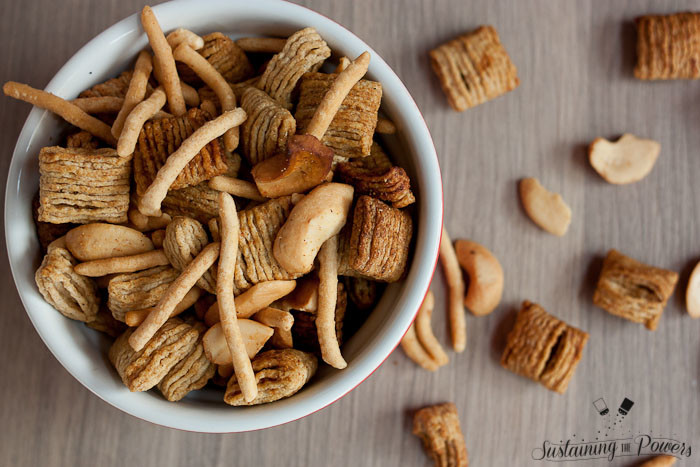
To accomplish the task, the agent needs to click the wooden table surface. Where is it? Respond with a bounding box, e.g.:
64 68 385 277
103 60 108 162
1 1 699 466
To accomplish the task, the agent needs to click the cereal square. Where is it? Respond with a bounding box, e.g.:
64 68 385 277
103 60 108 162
635 12 700 80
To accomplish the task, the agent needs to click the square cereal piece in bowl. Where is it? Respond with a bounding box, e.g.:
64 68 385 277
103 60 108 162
4 0 442 432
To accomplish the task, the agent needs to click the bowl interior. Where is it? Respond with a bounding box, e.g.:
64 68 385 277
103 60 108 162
5 0 442 432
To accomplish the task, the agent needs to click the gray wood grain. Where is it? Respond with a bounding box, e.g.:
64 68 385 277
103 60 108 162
1 1 699 466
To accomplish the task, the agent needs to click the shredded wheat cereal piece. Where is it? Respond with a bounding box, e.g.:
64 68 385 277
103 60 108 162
107 265 179 322
339 195 412 282
296 68 382 159
141 6 186 116
3 82 117 145
162 183 220 224
178 32 254 85
157 337 215 401
133 107 229 195
66 131 98 150
501 301 588 393
108 317 199 391
35 247 99 322
635 13 700 80
38 146 131 224
412 403 469 467
240 86 296 165
593 250 678 330
124 286 202 327
138 109 247 217
430 25 519 111
129 242 220 351
236 37 287 54
256 27 331 109
336 142 414 208
223 349 317 406
79 71 134 98
163 216 216 292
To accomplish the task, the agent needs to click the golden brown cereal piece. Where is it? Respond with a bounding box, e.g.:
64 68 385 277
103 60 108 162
539 326 589 394
66 131 98 150
635 12 700 80
86 305 128 338
31 194 75 251
107 265 179 322
163 216 216 293
501 301 566 382
340 196 412 282
38 146 131 224
413 403 469 467
295 71 381 159
108 318 199 392
233 196 300 294
336 142 415 208
593 250 678 330
35 247 99 322
240 86 296 166
257 27 331 109
79 71 135 98
430 25 519 111
291 283 346 355
236 37 287 54
157 337 215 402
162 182 220 224
133 107 228 195
501 301 588 393
345 277 378 310
177 32 254 85
223 349 317 406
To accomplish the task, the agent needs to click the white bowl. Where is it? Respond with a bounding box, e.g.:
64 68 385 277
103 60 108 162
5 0 442 432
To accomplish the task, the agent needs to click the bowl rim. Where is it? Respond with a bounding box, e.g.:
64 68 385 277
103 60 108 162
4 0 443 432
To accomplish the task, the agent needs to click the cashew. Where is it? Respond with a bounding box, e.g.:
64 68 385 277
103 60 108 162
273 183 354 274
686 261 700 318
65 223 154 261
588 133 660 185
202 319 274 365
519 177 572 236
454 240 504 316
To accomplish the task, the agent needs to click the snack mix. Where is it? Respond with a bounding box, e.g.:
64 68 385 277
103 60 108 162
7 6 416 406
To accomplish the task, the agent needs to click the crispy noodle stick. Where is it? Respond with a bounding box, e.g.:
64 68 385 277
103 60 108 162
71 96 125 114
129 242 220 351
334 56 351 73
305 51 370 140
414 291 449 365
141 6 186 116
112 50 153 138
116 86 166 157
3 81 116 145
217 192 257 402
316 235 346 369
208 175 266 201
400 322 439 371
440 225 466 352
125 286 202 327
74 249 169 276
179 80 200 107
173 43 238 151
138 108 246 216
205 280 297 323
252 307 294 331
166 28 204 50
128 208 172 232
235 37 287 53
